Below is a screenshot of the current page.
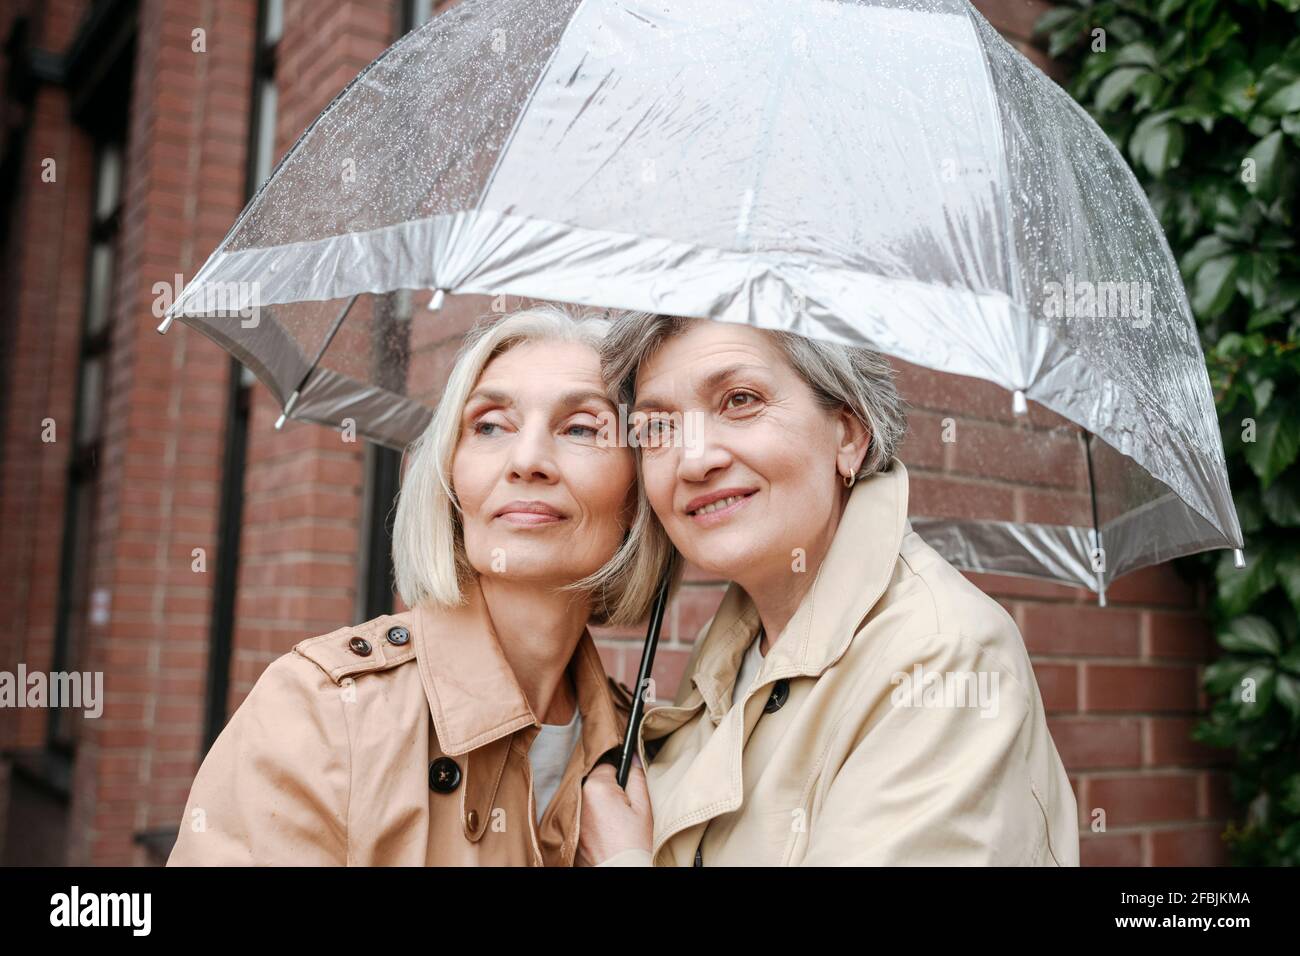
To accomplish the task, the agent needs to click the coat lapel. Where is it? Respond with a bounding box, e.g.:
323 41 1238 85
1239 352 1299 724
411 576 625 860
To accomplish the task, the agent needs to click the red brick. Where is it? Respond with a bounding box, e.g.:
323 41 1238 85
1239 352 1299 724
670 584 727 644
1084 664 1200 713
1087 773 1200 826
1080 832 1143 867
1033 662 1079 714
1048 717 1142 770
1149 825 1232 866
1022 603 1140 657
1149 717 1231 769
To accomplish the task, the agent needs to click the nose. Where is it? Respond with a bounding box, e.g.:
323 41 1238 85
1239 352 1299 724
676 415 732 484
506 420 559 484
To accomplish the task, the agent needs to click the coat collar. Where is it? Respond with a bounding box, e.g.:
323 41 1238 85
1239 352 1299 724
684 458 912 722
411 576 624 848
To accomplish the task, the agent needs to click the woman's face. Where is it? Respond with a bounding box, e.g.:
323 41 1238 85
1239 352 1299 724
452 340 635 590
632 321 863 590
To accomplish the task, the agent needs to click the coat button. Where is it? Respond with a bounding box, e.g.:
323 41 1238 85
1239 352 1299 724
764 679 790 714
466 809 480 831
385 625 410 646
694 846 703 867
428 757 461 793
348 636 372 656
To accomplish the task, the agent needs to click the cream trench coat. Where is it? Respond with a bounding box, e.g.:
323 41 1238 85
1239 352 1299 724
602 459 1079 866
168 578 631 866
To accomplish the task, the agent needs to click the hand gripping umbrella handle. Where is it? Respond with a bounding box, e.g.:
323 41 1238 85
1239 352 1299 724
615 576 671 789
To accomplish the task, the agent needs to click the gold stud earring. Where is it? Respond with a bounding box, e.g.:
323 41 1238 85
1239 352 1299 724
842 470 856 488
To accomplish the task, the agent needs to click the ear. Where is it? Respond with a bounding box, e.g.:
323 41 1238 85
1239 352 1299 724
834 407 871 480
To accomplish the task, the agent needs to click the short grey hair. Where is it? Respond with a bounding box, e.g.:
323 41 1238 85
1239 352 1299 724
599 311 907 491
391 303 673 627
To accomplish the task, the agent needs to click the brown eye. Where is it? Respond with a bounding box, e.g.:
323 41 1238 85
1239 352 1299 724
725 391 758 410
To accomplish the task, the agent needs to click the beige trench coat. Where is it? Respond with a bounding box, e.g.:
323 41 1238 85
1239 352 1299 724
168 578 631 865
602 459 1080 866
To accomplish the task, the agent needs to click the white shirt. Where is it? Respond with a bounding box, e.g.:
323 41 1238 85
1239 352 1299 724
528 706 583 823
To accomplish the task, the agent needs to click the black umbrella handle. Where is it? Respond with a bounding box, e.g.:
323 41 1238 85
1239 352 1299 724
616 576 671 789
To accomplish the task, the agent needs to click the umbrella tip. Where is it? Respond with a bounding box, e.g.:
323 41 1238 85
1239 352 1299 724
274 389 300 431
426 288 446 311
157 314 175 334
1233 548 1246 569
1012 389 1028 416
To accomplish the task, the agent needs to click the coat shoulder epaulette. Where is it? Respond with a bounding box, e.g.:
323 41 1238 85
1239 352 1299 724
293 613 418 685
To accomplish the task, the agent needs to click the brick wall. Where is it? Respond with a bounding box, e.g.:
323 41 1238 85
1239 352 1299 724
54 0 257 864
0 1 94 757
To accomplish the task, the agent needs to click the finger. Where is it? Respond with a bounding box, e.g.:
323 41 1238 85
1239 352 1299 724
624 758 652 813
583 762 617 788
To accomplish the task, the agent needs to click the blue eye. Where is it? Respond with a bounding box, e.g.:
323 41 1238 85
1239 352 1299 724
566 424 599 438
474 420 502 436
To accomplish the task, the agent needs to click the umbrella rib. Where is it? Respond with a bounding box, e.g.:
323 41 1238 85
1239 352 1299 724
1081 429 1107 606
274 294 359 429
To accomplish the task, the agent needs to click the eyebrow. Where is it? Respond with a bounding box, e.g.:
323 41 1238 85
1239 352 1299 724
465 388 513 409
633 363 767 413
556 389 617 413
465 387 614 413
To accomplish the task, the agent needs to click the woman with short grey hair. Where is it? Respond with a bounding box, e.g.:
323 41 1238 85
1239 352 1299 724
579 313 1079 867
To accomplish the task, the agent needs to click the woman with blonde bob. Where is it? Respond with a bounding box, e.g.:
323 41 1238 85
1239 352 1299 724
169 304 671 866
578 312 1079 867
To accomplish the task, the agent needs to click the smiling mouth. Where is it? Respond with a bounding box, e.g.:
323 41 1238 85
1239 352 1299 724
686 490 757 517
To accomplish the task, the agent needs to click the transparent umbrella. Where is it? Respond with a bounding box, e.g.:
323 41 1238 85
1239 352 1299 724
160 0 1243 609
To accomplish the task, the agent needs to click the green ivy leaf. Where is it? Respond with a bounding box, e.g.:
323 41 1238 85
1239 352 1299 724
1238 664 1276 716
1033 7 1078 37
1233 485 1266 534
1114 42 1160 69
1205 656 1254 695
1097 67 1147 110
1181 234 1233 276
1217 547 1278 616
1236 250 1281 308
1248 307 1287 332
1243 131 1286 202
1276 674 1300 720
1263 479 1300 526
1191 254 1239 317
1217 60 1257 117
1277 551 1300 610
1219 615 1283 655
1257 57 1300 116
1244 403 1300 487
1130 111 1185 177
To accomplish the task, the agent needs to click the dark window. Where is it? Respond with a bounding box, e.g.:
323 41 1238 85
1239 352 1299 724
50 140 123 751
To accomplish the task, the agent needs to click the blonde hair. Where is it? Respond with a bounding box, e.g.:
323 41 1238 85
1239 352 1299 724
391 304 674 626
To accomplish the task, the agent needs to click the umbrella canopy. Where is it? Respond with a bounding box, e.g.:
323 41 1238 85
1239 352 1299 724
161 0 1243 597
